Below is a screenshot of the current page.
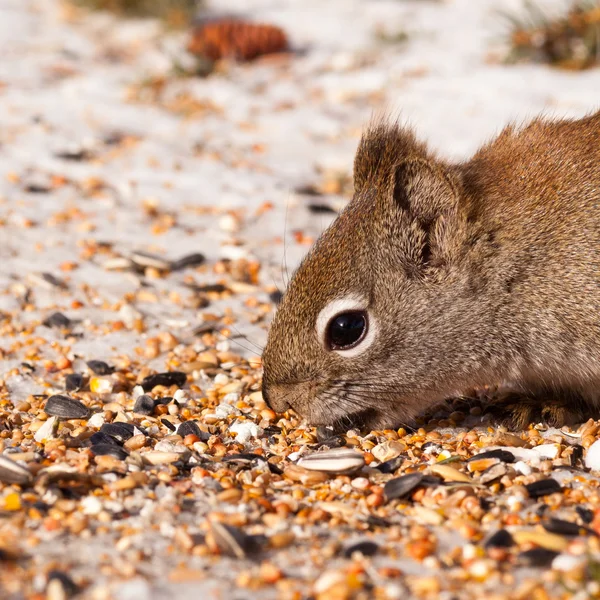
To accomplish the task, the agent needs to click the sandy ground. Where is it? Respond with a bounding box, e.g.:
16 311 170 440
0 0 599 598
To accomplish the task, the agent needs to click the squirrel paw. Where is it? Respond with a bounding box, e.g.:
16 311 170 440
500 392 589 431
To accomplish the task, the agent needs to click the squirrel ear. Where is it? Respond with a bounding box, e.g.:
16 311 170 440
391 159 464 270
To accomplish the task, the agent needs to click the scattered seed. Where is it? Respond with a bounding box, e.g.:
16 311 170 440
543 518 595 537
91 444 129 460
100 422 136 443
0 455 33 485
42 312 72 328
47 570 79 598
90 377 113 393
142 450 189 465
44 395 90 420
385 473 427 501
87 360 114 375
525 478 562 499
133 394 156 415
103 257 134 271
518 548 560 567
484 529 514 548
297 448 365 475
576 506 594 524
90 432 120 446
375 456 404 474
513 530 569 552
130 250 171 271
34 416 57 443
479 463 508 484
141 371 187 391
178 420 207 440
65 373 85 392
209 521 257 559
468 449 515 464
170 252 206 271
343 540 379 558
570 444 584 467
284 464 330 484
29 272 68 290
430 464 472 483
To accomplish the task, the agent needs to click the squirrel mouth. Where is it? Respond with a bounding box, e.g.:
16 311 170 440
329 408 381 433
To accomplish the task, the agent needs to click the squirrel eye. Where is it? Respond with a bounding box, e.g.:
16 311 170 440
326 311 368 351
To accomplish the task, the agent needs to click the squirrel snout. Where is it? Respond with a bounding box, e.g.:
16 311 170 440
261 382 291 413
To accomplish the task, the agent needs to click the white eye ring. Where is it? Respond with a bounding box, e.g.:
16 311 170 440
316 295 377 357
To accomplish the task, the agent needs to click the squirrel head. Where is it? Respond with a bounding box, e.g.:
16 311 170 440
262 122 491 431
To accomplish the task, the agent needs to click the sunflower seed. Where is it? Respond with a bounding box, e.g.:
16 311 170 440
161 419 176 432
87 360 114 375
47 570 79 598
90 432 120 446
297 448 365 474
177 420 205 439
525 478 562 499
384 473 428 501
543 518 595 537
468 449 516 463
130 250 171 271
484 529 514 548
29 272 68 290
91 444 129 460
65 373 85 392
576 506 594 524
45 395 90 420
100 422 135 443
42 312 72 329
170 252 206 271
570 444 584 467
375 456 404 474
342 540 379 558
210 521 258 559
479 462 508 484
518 548 559 567
133 394 156 415
141 371 187 391
0 455 33 485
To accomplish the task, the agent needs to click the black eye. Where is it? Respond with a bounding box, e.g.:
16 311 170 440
326 311 368 351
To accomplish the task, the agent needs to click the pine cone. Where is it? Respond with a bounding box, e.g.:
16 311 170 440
188 20 289 62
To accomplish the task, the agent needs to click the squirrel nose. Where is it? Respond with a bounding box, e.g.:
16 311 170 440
261 383 290 413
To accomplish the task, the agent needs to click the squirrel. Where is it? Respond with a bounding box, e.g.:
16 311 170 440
261 111 600 431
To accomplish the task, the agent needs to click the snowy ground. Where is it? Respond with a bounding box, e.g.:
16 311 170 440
0 0 599 597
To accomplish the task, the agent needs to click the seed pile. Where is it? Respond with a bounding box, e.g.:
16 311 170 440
3 270 600 599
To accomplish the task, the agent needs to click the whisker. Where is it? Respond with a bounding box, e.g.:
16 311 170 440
220 323 264 352
281 195 291 288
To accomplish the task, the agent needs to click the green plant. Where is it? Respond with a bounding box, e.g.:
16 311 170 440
504 0 600 70
68 0 201 27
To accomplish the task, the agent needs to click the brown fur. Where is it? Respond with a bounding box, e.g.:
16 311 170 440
261 111 600 431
